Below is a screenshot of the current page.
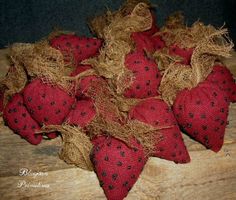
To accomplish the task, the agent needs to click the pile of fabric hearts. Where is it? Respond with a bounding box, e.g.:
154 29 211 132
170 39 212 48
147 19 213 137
0 1 235 200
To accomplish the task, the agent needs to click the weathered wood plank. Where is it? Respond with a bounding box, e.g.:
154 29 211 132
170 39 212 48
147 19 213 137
0 143 235 200
0 118 73 177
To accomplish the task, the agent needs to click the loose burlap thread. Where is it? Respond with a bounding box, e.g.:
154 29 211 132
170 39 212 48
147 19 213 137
152 14 226 71
9 41 74 92
156 12 218 49
152 47 183 71
89 0 151 38
83 79 165 155
41 124 94 171
0 64 27 106
84 2 153 94
86 116 165 156
160 28 234 105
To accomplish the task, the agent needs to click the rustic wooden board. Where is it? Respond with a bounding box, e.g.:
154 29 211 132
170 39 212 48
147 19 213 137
0 145 236 200
0 49 235 200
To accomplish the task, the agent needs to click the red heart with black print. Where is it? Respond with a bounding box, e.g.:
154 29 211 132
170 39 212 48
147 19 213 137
70 64 101 99
91 136 147 200
169 44 193 65
173 82 229 152
124 51 161 99
23 79 75 126
50 34 102 66
3 93 42 145
206 64 236 103
129 98 190 163
65 98 96 127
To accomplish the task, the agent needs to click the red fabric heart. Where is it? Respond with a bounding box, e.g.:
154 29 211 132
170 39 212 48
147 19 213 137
124 51 161 98
129 98 190 163
91 136 147 200
131 32 155 53
131 33 165 53
50 34 102 66
173 82 229 152
70 64 102 99
70 64 92 77
23 79 75 126
151 35 166 51
206 65 236 103
3 93 42 145
169 44 193 65
45 132 59 139
65 98 96 127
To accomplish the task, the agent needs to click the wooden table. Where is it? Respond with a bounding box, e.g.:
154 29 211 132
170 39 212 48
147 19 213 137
0 49 235 200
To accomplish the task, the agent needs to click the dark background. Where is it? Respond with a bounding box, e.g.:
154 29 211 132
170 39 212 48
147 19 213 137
0 0 235 48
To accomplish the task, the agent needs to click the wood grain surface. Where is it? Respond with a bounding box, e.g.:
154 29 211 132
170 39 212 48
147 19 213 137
0 49 235 200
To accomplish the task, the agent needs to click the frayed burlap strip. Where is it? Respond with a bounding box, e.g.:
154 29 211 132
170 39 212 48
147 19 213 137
153 12 185 50
84 2 153 94
65 67 159 113
84 78 166 155
191 29 233 83
115 95 161 112
86 116 165 156
42 125 93 171
168 22 217 49
152 12 189 70
160 28 234 105
89 0 151 38
47 31 78 68
9 41 73 92
0 64 27 106
120 0 151 16
85 79 125 122
63 68 97 96
163 11 185 30
153 14 232 72
152 47 183 71
155 12 217 49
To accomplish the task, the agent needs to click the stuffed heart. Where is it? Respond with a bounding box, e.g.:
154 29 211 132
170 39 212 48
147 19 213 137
91 135 147 200
65 98 96 127
206 64 236 103
124 51 161 99
70 64 101 99
173 82 229 152
131 32 155 53
151 34 166 51
169 44 193 65
3 93 42 145
129 98 190 163
50 34 102 66
70 64 92 77
23 79 75 126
